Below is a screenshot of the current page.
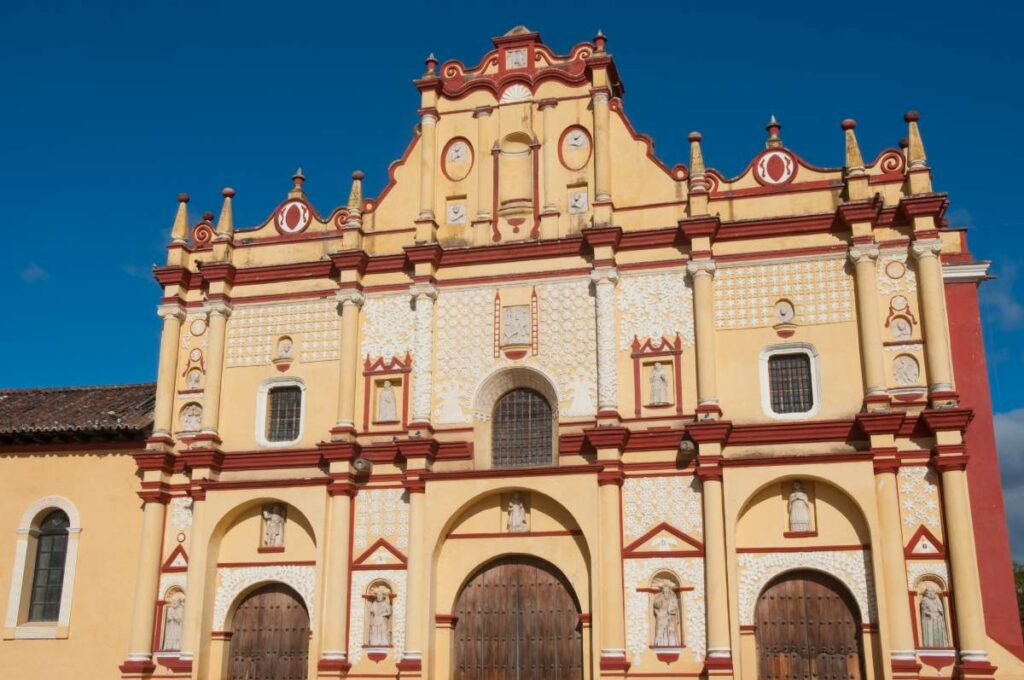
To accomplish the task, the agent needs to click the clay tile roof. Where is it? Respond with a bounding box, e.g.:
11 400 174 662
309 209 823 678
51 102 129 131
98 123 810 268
0 382 155 444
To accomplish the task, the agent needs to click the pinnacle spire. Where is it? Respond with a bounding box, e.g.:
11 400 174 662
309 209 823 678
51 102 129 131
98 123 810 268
687 131 706 181
765 115 783 149
170 193 190 243
216 187 235 238
841 119 864 175
289 167 306 199
348 171 364 213
904 111 927 169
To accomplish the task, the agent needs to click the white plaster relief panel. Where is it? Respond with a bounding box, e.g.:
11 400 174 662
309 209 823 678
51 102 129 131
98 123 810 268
181 314 210 350
898 465 942 533
213 565 316 629
354 488 410 552
877 251 918 296
360 294 415 360
737 550 877 625
906 561 950 590
226 300 339 366
622 476 703 542
432 279 598 423
169 497 193 532
617 270 694 349
624 558 706 661
158 573 187 598
714 257 853 329
349 570 407 663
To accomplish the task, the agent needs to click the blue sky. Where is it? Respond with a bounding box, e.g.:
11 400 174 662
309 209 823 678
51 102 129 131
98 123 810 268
2 2 1022 551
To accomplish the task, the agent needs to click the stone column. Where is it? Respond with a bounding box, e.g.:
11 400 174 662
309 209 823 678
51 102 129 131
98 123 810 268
936 456 989 663
597 469 627 671
699 464 731 664
177 492 206 670
849 244 888 403
418 111 438 221
410 283 438 426
152 304 185 436
320 478 356 672
687 259 719 414
123 492 168 669
910 239 954 397
591 267 619 415
400 477 427 676
539 99 558 212
873 460 917 665
592 89 612 203
199 301 232 434
474 107 493 219
335 290 365 433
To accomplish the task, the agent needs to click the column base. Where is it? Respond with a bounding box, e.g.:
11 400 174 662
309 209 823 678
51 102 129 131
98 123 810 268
705 651 735 677
317 653 352 677
158 655 193 674
958 659 998 679
396 651 422 677
599 649 630 675
891 654 923 678
118 656 156 676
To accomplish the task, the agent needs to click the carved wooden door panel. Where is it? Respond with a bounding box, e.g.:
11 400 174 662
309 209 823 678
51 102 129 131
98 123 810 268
453 556 583 680
755 570 863 680
228 583 310 680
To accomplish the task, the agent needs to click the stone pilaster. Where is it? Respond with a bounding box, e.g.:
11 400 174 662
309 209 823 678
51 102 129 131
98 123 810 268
687 259 720 417
152 303 185 438
334 289 365 436
848 243 888 406
199 300 232 435
410 283 438 425
590 266 619 416
910 239 955 402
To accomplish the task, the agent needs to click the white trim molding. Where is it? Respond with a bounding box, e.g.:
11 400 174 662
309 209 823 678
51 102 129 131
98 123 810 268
4 496 82 640
254 377 307 448
941 261 992 283
758 342 822 420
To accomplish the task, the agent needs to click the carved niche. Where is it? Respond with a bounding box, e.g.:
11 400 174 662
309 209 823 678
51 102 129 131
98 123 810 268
261 503 286 550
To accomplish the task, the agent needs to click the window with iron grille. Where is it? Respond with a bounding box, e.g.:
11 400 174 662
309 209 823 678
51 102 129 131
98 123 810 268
266 385 303 443
28 510 69 622
767 353 814 414
492 388 553 468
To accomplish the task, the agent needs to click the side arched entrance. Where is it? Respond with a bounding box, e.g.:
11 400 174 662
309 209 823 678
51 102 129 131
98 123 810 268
754 570 864 680
452 556 583 680
227 583 310 680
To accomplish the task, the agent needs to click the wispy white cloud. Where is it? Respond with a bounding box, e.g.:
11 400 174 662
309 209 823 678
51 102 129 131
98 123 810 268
994 408 1024 560
20 263 49 283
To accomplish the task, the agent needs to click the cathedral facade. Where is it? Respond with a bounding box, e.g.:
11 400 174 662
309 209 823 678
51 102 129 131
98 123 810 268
1 26 1022 680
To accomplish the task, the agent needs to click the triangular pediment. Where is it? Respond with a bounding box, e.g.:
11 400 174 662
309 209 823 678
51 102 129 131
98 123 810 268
905 525 945 559
352 538 408 569
161 545 189 572
623 522 704 558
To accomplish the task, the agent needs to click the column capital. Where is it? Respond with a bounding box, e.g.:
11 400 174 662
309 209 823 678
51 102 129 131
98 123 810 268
335 288 365 309
848 243 880 264
686 259 717 278
695 455 724 482
418 108 439 125
537 98 559 110
156 303 186 321
590 266 619 286
909 238 943 261
409 282 439 302
203 299 233 318
921 407 973 434
472 105 493 118
590 87 611 105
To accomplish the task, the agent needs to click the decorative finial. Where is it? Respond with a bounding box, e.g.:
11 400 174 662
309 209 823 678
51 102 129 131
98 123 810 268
293 167 305 187
594 29 607 52
216 187 235 237
202 211 215 222
841 119 864 176
177 193 190 204
425 53 438 76
170 193 190 243
904 111 927 169
765 115 782 149
688 131 706 185
348 171 364 211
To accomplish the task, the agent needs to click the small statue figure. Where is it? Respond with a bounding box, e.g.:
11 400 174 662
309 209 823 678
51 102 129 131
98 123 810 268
276 337 294 359
650 362 669 405
161 591 185 651
920 586 949 647
507 493 528 533
262 504 286 548
180 403 202 431
367 589 393 647
378 381 398 422
788 481 812 532
652 583 681 647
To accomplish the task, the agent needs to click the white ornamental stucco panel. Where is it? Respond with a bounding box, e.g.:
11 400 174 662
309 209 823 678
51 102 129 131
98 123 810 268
714 257 853 329
348 570 407 664
226 300 339 366
361 294 414 360
432 280 598 423
353 488 410 552
213 565 316 629
623 476 703 543
624 558 706 661
897 465 942 533
877 251 918 296
617 270 694 349
737 550 876 625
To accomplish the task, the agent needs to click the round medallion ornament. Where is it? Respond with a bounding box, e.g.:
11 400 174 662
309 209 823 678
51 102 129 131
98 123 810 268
275 200 311 234
559 126 592 171
189 348 203 362
885 260 907 279
774 300 796 324
441 138 474 182
189 318 207 336
192 223 214 246
891 295 909 312
755 150 796 185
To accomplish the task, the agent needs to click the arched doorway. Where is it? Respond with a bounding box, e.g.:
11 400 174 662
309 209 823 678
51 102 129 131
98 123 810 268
754 570 864 680
453 556 582 680
227 583 310 680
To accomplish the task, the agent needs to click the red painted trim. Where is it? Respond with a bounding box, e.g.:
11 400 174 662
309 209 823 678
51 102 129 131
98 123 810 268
352 537 408 567
904 524 946 559
421 463 600 483
735 544 868 553
557 125 593 171
440 136 474 182
160 545 189 573
446 529 581 539
215 560 316 568
622 522 704 557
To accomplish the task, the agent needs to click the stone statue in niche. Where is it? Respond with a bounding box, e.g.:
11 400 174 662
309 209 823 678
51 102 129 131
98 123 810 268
920 586 949 647
507 493 528 533
180 403 202 431
891 317 913 340
185 368 202 389
788 481 812 532
502 305 531 346
366 588 393 647
261 503 286 548
649 362 669 405
378 380 398 422
161 591 185 651
894 355 920 386
652 582 681 647
276 337 294 360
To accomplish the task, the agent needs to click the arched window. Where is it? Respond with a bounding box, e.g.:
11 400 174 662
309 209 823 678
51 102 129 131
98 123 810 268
28 510 69 622
492 388 553 468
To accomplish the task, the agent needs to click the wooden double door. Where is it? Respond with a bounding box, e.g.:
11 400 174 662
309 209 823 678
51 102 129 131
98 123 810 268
227 583 310 680
453 556 583 680
754 570 865 680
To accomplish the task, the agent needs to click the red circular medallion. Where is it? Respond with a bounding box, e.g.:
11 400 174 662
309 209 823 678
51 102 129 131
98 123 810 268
275 200 311 234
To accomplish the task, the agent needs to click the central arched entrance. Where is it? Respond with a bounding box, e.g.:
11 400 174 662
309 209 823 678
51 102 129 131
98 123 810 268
453 556 583 680
227 583 310 680
754 570 864 680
